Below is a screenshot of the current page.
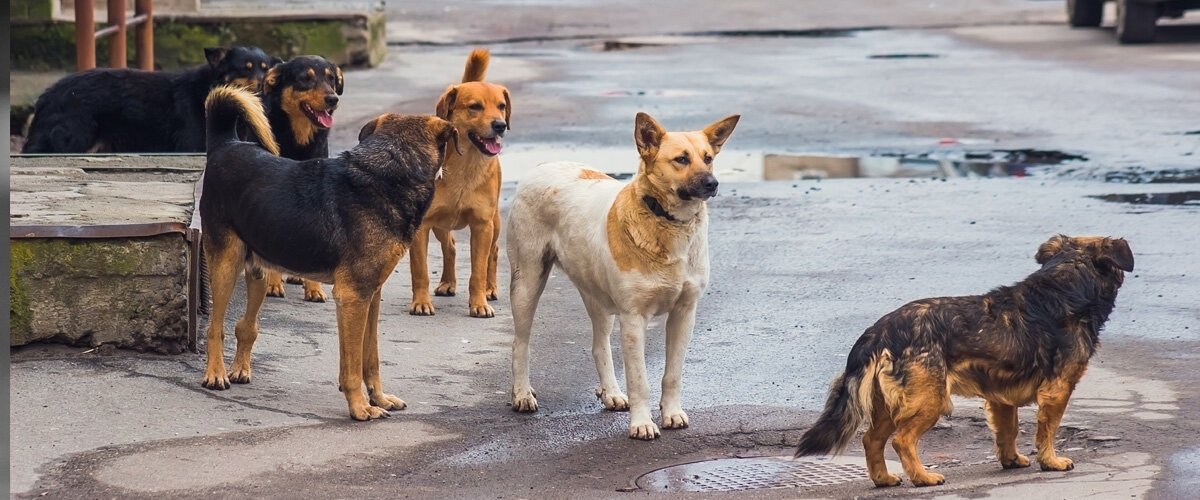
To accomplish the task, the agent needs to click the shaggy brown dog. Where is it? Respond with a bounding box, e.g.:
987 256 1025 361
795 235 1133 487
409 48 510 318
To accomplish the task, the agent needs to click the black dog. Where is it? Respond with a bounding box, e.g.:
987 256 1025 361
795 235 1132 488
200 85 456 420
256 55 345 301
23 46 278 153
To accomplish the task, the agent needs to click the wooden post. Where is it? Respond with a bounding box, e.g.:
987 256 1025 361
107 0 128 68
135 0 154 70
76 0 97 71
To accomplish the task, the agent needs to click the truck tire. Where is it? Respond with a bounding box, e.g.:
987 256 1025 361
1117 0 1158 43
1067 0 1104 27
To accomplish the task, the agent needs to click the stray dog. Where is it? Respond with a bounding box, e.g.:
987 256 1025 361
794 235 1133 487
409 48 510 318
199 85 456 420
23 46 277 153
257 55 345 302
508 112 740 439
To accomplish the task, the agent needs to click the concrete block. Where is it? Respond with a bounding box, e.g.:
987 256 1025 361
763 153 860 180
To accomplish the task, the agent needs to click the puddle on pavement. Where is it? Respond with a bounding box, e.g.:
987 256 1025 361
766 149 1087 180
1104 167 1200 184
1091 191 1200 206
635 455 884 492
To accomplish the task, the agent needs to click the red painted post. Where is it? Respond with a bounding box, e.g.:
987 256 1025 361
136 0 154 70
76 0 97 71
107 0 128 68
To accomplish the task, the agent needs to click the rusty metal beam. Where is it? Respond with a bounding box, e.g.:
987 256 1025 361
75 0 97 71
107 0 128 68
135 0 154 70
10 222 189 239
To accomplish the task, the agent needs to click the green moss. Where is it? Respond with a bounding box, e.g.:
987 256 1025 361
10 243 35 339
11 0 54 20
152 21 227 68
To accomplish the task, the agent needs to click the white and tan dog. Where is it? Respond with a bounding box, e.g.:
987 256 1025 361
507 112 739 439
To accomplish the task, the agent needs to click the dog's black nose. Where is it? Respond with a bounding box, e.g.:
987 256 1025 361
702 174 719 194
491 119 507 135
325 95 339 107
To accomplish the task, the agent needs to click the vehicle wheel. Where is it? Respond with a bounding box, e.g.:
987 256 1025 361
1117 0 1158 43
1067 0 1104 27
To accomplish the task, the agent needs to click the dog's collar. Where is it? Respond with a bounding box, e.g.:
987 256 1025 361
642 195 677 222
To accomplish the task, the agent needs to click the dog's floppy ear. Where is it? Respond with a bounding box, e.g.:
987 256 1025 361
205 47 230 68
634 112 666 163
334 66 344 95
435 86 458 121
1100 238 1134 272
1035 234 1071 265
264 65 282 92
502 88 512 130
432 118 462 156
358 115 384 142
703 114 741 154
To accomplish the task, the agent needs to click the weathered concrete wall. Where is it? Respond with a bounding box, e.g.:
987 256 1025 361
11 12 386 71
10 235 190 354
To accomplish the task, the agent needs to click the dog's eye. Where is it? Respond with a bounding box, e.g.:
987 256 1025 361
261 62 267 69
674 155 688 165
245 62 252 69
469 103 484 111
497 103 506 111
704 154 713 164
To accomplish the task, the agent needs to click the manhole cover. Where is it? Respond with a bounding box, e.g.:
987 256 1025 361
636 456 885 492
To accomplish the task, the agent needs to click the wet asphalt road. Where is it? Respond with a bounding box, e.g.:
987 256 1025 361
10 0 1200 497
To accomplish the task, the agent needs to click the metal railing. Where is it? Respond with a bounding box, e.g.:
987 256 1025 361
75 0 154 71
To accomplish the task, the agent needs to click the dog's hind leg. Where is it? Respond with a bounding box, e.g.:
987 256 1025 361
863 390 901 487
986 400 1030 469
660 301 697 429
409 225 437 315
333 284 389 421
890 361 948 486
200 233 245 390
584 297 626 411
228 270 267 384
302 279 327 302
485 209 501 301
264 269 286 297
620 313 660 440
508 242 552 412
363 290 406 411
433 227 458 297
467 217 497 318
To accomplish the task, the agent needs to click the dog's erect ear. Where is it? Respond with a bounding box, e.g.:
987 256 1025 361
435 86 458 121
205 48 230 68
264 66 282 92
1100 238 1134 272
358 116 384 142
334 66 344 95
634 112 666 163
1035 234 1071 265
502 88 512 130
703 114 741 154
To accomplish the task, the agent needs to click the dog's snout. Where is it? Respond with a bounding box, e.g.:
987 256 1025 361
702 175 719 193
325 94 340 108
491 119 507 136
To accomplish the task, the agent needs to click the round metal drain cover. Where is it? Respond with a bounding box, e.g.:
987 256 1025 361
636 455 873 492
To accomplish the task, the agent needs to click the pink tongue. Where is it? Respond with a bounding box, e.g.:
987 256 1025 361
315 111 333 128
482 138 502 155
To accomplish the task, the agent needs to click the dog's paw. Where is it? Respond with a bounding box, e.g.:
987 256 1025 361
349 404 391 421
409 301 436 316
871 473 903 487
595 388 629 411
628 421 661 440
909 471 945 487
370 393 407 411
1039 456 1074 471
285 276 303 284
201 371 231 390
485 288 498 301
661 410 689 430
434 282 456 297
303 283 327 302
265 280 286 298
469 303 495 318
1001 453 1031 469
228 365 252 384
512 388 539 412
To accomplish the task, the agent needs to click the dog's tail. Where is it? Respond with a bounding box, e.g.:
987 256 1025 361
794 341 892 458
462 48 490 83
205 85 279 156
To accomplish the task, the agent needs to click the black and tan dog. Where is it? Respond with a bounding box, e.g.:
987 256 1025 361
256 55 345 302
795 235 1133 487
199 85 456 420
23 46 277 153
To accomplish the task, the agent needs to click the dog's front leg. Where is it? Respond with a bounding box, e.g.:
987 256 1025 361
362 290 405 411
334 286 389 420
1035 379 1078 471
409 225 436 315
467 218 496 318
620 313 659 440
660 302 697 429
